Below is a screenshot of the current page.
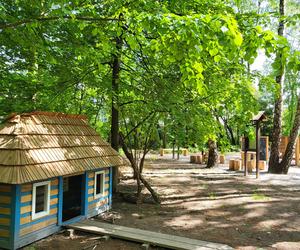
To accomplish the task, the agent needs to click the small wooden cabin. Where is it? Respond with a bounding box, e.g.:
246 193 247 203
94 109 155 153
0 112 126 249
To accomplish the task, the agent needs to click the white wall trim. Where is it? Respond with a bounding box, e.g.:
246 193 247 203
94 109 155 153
32 180 51 220
94 170 105 199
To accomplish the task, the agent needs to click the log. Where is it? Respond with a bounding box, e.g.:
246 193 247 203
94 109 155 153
159 148 164 156
247 160 255 172
229 159 235 170
196 155 202 164
190 155 197 163
234 160 241 171
182 148 188 156
219 155 225 164
259 160 266 170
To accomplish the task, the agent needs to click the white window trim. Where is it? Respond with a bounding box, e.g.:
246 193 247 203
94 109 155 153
94 171 105 199
32 181 51 220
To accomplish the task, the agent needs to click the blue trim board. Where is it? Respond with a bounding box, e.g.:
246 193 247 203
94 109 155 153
0 204 11 208
0 224 9 230
0 192 12 196
61 215 84 226
109 167 113 207
57 177 63 226
0 214 10 218
87 174 109 182
82 172 88 217
20 201 31 207
87 188 109 198
88 204 109 218
88 195 109 205
15 224 60 249
11 185 21 250
20 191 31 196
0 239 10 249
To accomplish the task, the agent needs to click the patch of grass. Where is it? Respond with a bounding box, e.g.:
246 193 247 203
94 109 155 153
252 193 269 201
209 192 216 199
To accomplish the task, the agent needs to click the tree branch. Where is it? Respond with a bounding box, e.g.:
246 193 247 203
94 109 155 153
0 15 121 29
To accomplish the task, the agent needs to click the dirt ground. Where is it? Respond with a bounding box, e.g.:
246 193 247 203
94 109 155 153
26 154 300 250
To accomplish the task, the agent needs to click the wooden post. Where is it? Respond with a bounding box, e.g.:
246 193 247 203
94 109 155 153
172 142 175 159
295 137 300 166
256 122 260 179
244 137 248 176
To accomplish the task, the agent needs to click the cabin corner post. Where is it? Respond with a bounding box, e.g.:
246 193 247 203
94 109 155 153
82 172 89 217
57 177 63 225
11 185 21 250
109 167 113 208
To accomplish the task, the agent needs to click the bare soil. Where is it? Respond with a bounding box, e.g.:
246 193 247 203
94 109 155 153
26 154 300 250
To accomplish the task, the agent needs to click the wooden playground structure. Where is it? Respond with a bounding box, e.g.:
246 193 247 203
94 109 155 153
279 136 300 166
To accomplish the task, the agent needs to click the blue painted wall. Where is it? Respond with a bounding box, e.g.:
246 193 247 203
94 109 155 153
0 167 113 249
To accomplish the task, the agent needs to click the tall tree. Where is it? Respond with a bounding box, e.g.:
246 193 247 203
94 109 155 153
268 0 286 173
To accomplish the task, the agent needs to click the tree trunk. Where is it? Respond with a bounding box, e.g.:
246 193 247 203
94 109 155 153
268 0 285 173
110 36 122 192
120 133 161 204
206 139 218 168
279 94 300 173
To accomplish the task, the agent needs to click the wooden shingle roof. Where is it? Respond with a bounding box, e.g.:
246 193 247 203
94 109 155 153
0 111 127 184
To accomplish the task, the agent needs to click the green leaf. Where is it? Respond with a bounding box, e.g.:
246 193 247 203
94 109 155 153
209 48 219 57
214 55 221 63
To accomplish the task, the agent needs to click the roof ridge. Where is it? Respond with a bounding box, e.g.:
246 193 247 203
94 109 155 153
5 111 88 122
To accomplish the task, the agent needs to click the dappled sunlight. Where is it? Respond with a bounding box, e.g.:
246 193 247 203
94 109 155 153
115 156 300 248
164 214 205 229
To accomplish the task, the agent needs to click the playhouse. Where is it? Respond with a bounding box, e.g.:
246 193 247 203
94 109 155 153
0 112 126 249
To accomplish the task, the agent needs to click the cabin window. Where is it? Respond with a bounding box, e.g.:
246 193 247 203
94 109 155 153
32 181 50 220
94 171 105 198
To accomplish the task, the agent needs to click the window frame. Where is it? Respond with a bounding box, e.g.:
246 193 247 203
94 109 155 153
32 181 51 220
94 171 105 199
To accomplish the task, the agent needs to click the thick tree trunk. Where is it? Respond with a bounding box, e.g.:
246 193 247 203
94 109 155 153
206 139 218 168
268 0 285 173
279 95 300 173
111 36 122 192
120 133 161 204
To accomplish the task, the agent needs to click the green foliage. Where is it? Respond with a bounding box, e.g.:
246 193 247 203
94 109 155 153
1 0 296 151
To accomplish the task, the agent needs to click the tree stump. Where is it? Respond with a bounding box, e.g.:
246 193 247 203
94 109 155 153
247 160 255 172
229 159 235 170
234 160 241 171
219 155 225 164
259 160 266 170
182 148 188 156
159 148 164 156
196 155 202 164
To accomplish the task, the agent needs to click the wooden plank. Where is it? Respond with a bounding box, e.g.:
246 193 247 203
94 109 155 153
0 218 10 225
21 194 31 203
0 207 10 215
20 217 57 236
82 220 230 249
0 229 9 238
50 198 58 205
20 205 31 214
0 185 11 193
51 179 59 186
51 189 58 196
68 221 233 250
21 184 32 193
0 196 11 204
